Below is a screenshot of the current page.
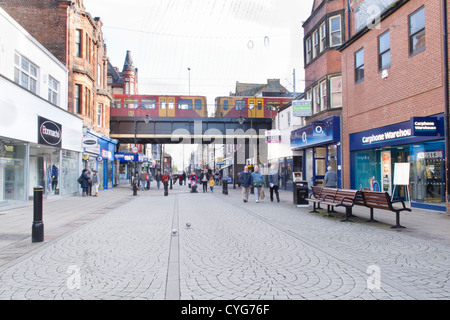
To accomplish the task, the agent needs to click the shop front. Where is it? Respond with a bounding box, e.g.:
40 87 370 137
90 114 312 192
291 116 341 188
349 115 445 211
83 129 117 191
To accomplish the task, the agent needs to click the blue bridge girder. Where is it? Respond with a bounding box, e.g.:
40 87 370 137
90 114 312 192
109 116 272 145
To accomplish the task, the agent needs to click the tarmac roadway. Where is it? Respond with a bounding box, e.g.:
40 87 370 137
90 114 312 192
0 181 450 301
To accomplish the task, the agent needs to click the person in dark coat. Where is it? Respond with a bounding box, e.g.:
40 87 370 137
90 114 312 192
200 169 210 192
238 166 252 202
80 169 90 197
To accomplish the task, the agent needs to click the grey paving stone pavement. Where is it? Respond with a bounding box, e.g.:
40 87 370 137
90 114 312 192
0 182 449 300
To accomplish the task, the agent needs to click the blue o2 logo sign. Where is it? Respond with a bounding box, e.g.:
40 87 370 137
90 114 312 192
38 116 62 148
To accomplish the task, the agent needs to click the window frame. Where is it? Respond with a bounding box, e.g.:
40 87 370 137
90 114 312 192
329 15 342 47
355 48 365 84
409 6 426 56
14 53 39 94
378 30 391 71
48 75 59 106
97 103 103 127
74 84 82 114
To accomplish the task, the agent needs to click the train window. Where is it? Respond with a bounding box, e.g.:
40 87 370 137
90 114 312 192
223 100 228 110
124 99 138 109
142 99 156 109
161 100 166 109
179 99 193 109
168 100 174 109
258 101 262 110
113 99 121 108
235 100 245 110
195 99 202 110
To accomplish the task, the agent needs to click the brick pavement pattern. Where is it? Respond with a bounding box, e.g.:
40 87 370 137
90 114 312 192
0 184 449 300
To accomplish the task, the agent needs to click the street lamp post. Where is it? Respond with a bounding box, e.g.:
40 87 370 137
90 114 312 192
133 106 151 195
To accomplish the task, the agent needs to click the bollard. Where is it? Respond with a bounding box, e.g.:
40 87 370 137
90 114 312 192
170 178 173 189
164 181 169 196
32 186 44 243
132 183 138 196
222 179 228 195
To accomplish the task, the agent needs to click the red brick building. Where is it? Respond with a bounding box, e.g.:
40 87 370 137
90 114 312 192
293 0 346 188
4 0 112 137
340 0 450 211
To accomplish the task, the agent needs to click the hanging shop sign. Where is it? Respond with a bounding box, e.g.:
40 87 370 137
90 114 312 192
265 130 281 143
38 116 62 148
292 100 312 117
410 117 439 136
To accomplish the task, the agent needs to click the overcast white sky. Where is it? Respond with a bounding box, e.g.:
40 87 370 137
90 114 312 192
84 0 314 168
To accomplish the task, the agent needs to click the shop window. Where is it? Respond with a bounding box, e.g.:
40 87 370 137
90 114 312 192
409 7 425 56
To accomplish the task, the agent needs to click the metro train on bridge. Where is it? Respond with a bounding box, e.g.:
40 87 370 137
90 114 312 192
110 94 294 118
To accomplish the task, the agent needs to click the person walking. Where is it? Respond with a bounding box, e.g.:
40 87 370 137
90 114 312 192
324 166 338 188
268 164 280 202
200 169 209 193
251 165 264 203
238 166 252 203
139 168 147 191
155 170 162 189
92 170 99 197
209 176 215 192
80 169 90 197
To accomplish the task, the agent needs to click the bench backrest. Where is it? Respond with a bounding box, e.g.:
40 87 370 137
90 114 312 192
354 191 366 206
361 191 391 210
320 187 338 200
310 186 323 199
333 189 358 206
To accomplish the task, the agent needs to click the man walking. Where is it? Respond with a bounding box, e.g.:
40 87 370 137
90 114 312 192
239 166 252 203
324 166 338 188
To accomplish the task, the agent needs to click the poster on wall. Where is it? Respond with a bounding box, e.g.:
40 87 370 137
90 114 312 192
380 151 391 194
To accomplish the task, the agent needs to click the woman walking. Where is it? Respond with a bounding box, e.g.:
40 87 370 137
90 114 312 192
251 165 264 203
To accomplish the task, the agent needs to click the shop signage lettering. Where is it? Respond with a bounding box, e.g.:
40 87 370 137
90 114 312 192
417 151 443 159
411 117 439 136
362 129 412 145
38 116 62 148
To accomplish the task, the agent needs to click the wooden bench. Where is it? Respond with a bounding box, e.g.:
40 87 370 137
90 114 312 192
307 187 337 213
357 191 411 229
320 189 359 221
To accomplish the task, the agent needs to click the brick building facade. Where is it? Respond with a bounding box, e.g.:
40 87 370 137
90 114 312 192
3 0 112 138
292 0 347 188
339 0 450 211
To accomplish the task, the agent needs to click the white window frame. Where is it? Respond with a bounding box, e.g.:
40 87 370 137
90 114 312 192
14 53 39 94
97 103 103 127
329 15 342 47
48 75 59 106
